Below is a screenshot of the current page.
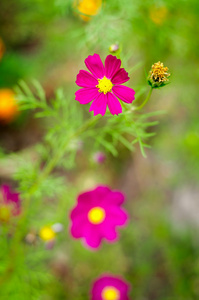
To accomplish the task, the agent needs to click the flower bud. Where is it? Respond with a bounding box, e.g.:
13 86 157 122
148 61 170 88
92 151 106 164
109 44 119 53
52 223 63 233
25 231 37 244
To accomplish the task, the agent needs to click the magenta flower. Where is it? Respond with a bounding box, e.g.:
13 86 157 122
91 274 131 300
70 185 128 249
75 54 135 116
0 184 21 222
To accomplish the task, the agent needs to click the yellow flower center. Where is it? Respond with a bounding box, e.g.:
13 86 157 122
102 286 120 300
39 226 56 241
96 76 113 94
88 207 105 224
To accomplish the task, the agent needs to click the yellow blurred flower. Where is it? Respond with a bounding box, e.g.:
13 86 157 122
0 205 11 223
74 0 102 22
149 6 168 25
0 89 19 123
0 37 5 61
39 226 56 241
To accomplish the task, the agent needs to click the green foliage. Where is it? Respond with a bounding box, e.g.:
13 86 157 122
0 0 199 299
15 80 159 160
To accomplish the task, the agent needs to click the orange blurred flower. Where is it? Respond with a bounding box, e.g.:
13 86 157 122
149 6 168 25
0 37 5 61
0 89 19 123
74 0 102 21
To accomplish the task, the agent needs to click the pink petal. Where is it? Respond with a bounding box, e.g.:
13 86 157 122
101 191 125 206
1 185 10 203
105 55 121 79
89 93 107 116
75 87 99 104
107 92 122 115
93 186 111 203
85 54 105 79
112 68 130 84
102 226 118 241
70 216 86 238
112 85 135 103
84 224 102 249
1 185 20 206
77 190 95 204
76 70 98 87
70 202 91 220
107 206 129 226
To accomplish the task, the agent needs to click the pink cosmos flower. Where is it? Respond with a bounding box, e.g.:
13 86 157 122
91 274 131 300
75 54 135 116
0 184 21 222
70 185 128 249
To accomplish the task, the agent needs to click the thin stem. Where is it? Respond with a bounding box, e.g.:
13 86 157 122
134 87 153 111
28 114 101 196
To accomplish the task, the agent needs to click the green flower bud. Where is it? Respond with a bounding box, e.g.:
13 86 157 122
109 44 119 53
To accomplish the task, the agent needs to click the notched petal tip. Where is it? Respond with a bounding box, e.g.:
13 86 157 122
112 68 130 84
76 69 98 88
105 55 121 79
89 93 107 116
85 53 105 79
107 92 122 115
75 87 99 104
112 85 135 104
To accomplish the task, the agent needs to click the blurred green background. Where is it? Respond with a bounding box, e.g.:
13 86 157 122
0 0 199 299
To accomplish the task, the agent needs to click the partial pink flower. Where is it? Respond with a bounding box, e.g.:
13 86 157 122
91 274 131 300
75 54 135 116
0 184 21 222
70 185 128 249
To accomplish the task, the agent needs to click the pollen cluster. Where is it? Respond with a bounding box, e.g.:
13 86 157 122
96 76 113 94
149 61 170 83
88 207 105 224
102 286 120 300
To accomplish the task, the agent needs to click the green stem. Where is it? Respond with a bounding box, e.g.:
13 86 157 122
134 87 153 111
29 114 101 195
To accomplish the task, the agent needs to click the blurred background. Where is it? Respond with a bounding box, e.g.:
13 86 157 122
0 0 199 299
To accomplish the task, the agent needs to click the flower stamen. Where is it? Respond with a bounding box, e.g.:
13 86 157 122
102 286 120 300
96 76 113 94
88 207 105 224
150 61 170 83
